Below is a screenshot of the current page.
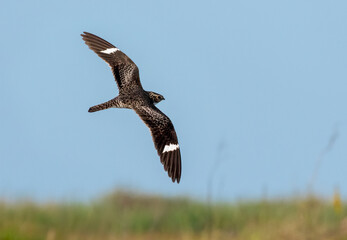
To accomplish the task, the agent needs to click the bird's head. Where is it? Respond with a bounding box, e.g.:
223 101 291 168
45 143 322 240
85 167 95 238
147 91 165 104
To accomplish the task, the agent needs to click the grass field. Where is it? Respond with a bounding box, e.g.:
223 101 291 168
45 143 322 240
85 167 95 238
0 190 346 240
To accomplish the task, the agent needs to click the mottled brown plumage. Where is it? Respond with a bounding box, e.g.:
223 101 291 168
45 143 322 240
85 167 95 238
81 32 181 183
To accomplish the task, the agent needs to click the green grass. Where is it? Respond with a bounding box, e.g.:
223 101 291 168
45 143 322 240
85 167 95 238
0 191 346 240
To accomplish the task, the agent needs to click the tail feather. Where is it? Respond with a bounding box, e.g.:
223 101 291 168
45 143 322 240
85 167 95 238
88 97 124 113
88 103 108 112
88 100 113 113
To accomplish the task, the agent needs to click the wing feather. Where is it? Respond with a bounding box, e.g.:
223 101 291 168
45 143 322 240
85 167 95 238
134 105 181 183
81 32 142 91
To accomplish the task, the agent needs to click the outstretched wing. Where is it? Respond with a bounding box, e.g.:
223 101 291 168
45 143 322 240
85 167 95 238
81 32 142 91
134 105 181 183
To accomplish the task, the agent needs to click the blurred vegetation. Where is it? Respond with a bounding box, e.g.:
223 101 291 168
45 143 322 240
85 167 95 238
0 190 347 240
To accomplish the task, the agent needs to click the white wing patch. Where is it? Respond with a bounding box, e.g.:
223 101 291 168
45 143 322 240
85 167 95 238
100 47 119 54
163 143 179 153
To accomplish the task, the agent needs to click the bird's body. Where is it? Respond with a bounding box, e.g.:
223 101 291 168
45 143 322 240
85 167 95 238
81 32 181 183
88 89 156 112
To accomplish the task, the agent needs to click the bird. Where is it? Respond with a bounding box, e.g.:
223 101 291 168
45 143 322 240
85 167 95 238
81 32 181 183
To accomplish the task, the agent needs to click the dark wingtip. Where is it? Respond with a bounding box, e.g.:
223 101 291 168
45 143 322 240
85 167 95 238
160 149 181 184
171 170 181 184
175 174 181 184
174 177 180 184
170 176 179 183
81 32 93 39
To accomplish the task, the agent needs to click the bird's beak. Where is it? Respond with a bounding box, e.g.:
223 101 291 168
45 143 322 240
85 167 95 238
163 97 165 100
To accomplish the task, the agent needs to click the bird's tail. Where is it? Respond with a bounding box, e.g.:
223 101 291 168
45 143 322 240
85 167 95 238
88 99 114 113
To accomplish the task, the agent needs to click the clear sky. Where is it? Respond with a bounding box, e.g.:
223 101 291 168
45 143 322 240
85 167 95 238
1 0 347 202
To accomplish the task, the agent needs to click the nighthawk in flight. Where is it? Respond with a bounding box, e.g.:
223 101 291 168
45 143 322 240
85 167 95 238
81 32 181 183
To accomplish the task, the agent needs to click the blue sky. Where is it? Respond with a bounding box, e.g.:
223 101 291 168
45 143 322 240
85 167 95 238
1 0 347 201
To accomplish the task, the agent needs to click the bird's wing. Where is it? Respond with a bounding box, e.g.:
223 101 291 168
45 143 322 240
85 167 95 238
134 105 181 183
81 32 142 91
